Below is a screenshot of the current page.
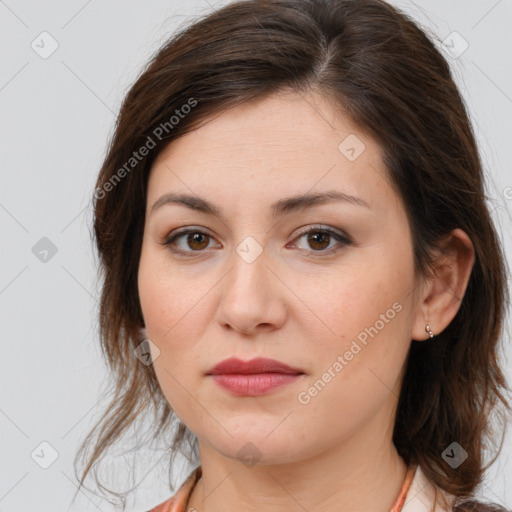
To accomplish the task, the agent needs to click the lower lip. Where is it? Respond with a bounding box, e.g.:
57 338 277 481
210 373 303 396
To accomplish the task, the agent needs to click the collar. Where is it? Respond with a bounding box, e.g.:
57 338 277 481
401 465 456 512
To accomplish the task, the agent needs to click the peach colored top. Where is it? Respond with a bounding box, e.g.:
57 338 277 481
147 464 455 512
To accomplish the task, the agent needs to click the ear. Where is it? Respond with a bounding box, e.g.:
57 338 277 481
411 228 475 341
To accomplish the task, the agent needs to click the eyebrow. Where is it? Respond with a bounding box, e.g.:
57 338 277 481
150 190 371 219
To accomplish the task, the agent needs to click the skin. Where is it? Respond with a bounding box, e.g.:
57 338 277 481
137 89 475 512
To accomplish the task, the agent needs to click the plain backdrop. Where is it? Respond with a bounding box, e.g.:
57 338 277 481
1 0 511 511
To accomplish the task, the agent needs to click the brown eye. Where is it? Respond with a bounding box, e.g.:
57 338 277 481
306 231 331 251
291 225 352 256
163 228 219 256
186 232 210 250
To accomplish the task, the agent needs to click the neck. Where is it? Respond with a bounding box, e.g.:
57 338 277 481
187 430 408 512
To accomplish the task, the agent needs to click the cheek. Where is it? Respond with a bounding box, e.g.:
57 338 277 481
138 278 207 383
294 297 411 441
137 246 214 409
293 259 412 349
294 251 414 398
138 244 209 339
138 271 203 423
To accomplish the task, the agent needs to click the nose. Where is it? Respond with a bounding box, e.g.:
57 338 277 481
215 243 286 336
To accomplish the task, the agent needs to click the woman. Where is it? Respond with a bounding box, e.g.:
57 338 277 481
74 1 511 511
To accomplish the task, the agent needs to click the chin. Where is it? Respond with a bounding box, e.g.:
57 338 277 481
201 429 311 466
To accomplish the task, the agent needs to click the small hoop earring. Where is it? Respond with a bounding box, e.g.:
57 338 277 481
425 323 435 339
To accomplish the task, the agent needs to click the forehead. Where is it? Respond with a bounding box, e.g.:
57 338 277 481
147 91 398 217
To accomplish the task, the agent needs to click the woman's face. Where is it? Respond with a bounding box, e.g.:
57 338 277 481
138 90 424 464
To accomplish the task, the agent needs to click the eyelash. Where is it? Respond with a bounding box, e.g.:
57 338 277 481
162 225 352 258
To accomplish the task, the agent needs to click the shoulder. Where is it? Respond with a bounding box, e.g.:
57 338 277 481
403 465 509 512
451 499 511 512
146 466 202 512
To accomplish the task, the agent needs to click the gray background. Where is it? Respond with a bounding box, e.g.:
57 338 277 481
1 0 511 511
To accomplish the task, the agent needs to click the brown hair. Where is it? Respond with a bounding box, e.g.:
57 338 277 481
74 0 511 510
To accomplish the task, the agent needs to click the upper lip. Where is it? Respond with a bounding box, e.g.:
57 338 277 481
207 357 304 375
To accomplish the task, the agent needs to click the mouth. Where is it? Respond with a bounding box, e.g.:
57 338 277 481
207 356 305 375
206 357 305 396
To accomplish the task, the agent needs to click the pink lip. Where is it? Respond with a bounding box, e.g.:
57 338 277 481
207 357 305 396
208 357 304 375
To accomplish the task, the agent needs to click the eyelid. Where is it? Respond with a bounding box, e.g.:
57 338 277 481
292 223 348 239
